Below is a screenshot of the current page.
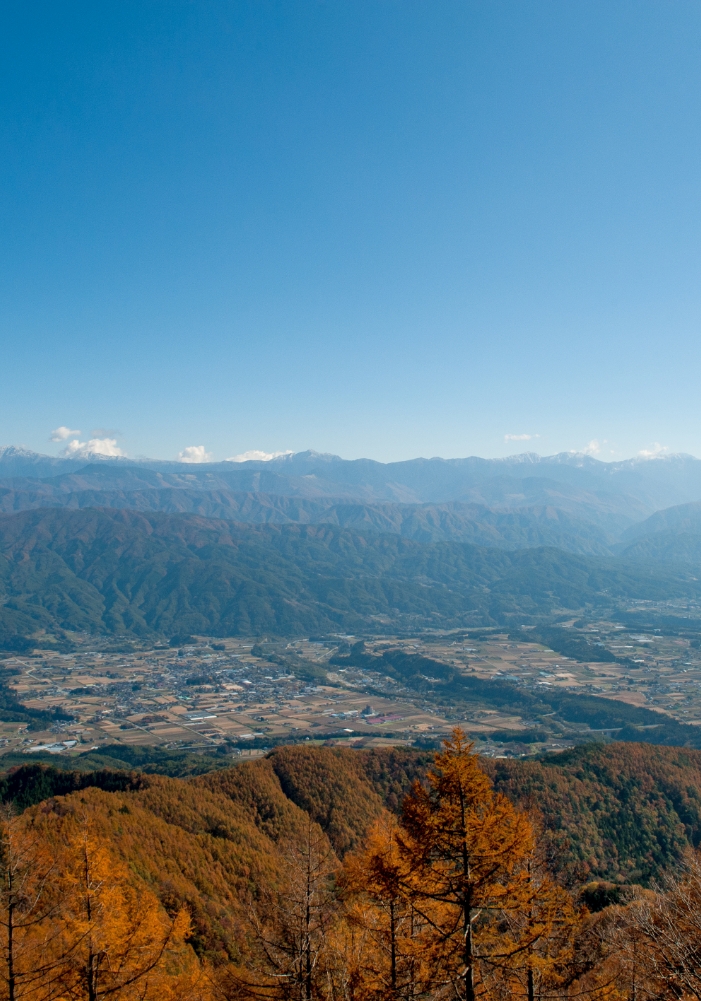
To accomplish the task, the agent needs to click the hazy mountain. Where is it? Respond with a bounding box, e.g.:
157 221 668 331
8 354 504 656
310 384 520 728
247 449 701 511
0 446 124 479
0 487 617 554
3 447 701 510
622 500 701 541
618 532 701 564
0 470 645 535
4 448 701 559
608 501 701 564
0 507 699 648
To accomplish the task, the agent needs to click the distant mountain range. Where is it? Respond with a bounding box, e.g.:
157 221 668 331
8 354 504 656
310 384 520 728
4 445 701 507
3 446 701 559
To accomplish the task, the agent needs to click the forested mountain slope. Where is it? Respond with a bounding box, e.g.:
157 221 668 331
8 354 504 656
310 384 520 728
622 498 701 539
1 507 700 647
8 740 701 908
0 486 619 553
619 531 701 563
8 735 701 998
7 451 701 559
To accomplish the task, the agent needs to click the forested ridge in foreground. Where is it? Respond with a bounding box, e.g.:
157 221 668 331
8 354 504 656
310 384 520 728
1 506 700 649
8 741 701 886
3 738 701 998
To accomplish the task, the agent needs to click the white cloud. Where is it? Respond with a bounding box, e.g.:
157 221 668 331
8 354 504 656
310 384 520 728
62 437 125 458
638 442 669 458
504 434 539 442
177 445 213 463
226 449 293 462
583 439 602 455
50 426 81 442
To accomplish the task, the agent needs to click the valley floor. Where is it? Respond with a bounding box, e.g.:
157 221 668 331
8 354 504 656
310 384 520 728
7 605 701 761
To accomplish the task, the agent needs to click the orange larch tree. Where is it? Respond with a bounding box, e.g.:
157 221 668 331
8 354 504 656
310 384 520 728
481 837 580 1001
0 808 71 1001
340 812 429 999
50 820 191 1001
396 728 540 1001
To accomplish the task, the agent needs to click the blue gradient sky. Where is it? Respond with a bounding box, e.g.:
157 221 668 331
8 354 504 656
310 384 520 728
2 1 701 463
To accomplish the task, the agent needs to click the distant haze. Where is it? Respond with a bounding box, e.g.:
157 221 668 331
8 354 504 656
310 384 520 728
4 445 701 558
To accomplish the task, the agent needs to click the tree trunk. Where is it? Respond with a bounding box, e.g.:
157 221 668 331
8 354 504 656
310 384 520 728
305 826 313 1001
390 899 397 996
88 953 98 1001
7 895 14 1001
459 784 475 1001
462 896 475 1001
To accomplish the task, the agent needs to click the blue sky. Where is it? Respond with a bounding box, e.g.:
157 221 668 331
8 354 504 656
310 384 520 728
2 1 701 463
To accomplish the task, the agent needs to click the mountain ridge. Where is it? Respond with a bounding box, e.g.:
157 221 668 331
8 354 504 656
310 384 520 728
0 488 620 554
5 448 701 562
4 446 701 503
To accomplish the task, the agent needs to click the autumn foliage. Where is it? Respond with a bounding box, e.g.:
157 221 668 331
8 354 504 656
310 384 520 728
337 732 582 1001
1 734 701 999
0 808 198 1001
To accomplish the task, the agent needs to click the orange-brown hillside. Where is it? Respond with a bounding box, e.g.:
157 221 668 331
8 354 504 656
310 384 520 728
11 739 701 963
